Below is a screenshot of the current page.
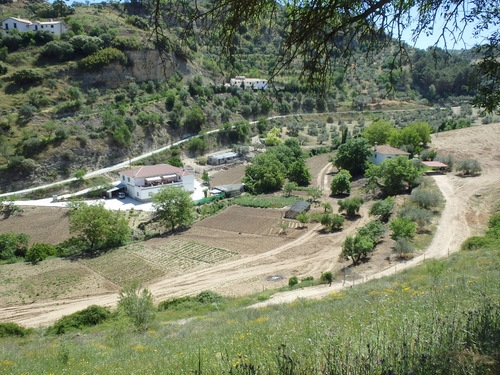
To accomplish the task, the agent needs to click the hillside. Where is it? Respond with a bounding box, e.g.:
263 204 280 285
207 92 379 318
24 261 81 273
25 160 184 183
0 0 491 193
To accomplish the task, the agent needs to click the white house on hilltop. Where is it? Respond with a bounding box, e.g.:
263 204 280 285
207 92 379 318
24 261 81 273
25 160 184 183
119 164 195 202
369 143 410 165
1 17 67 35
229 76 268 90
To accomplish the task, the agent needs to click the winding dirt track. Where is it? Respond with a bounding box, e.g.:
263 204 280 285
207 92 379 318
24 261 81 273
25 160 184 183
1 123 499 327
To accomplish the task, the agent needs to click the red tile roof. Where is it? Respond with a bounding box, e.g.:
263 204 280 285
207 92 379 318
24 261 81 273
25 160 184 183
372 145 410 156
421 161 448 168
120 164 193 178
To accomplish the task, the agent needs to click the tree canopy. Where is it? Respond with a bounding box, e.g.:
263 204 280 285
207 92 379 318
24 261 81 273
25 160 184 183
68 202 130 252
333 137 372 175
152 186 195 233
148 0 499 111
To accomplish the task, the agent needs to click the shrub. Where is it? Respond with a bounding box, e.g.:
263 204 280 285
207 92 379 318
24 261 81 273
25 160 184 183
40 40 74 61
389 217 417 240
0 322 33 338
410 188 442 209
357 220 386 244
195 290 224 304
0 232 30 261
11 69 44 85
117 281 155 331
321 213 345 231
330 170 351 195
26 243 57 262
288 276 299 287
48 305 111 335
320 271 333 285
338 197 364 217
393 237 414 258
369 197 395 221
78 48 128 72
460 236 491 251
456 159 482 175
398 205 433 228
158 291 224 311
0 62 7 75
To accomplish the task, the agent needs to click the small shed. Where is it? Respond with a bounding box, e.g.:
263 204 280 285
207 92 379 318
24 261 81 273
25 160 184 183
285 201 311 219
211 184 245 198
421 160 450 172
207 152 239 165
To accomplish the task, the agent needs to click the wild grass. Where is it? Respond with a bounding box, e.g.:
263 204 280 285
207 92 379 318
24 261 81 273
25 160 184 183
1 246 498 374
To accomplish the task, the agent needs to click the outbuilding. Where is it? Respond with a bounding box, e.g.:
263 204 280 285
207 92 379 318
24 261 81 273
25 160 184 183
285 201 311 219
207 152 239 165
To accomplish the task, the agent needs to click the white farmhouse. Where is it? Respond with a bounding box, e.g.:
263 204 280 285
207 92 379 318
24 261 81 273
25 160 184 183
1 17 67 35
229 76 268 90
119 164 195 202
369 143 410 165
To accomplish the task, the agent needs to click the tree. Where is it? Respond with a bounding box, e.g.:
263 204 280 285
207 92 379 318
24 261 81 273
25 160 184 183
357 220 386 244
410 188 442 209
68 203 130 252
389 217 417 241
330 170 351 195
152 186 195 233
296 212 310 227
456 159 482 176
369 196 395 221
283 181 298 196
365 156 422 195
151 1 498 111
333 137 372 175
243 153 286 194
320 213 345 231
288 158 312 186
201 171 210 185
338 197 364 217
363 119 395 145
341 235 374 264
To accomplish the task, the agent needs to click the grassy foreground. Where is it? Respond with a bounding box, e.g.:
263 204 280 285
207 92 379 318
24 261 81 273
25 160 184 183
1 247 499 374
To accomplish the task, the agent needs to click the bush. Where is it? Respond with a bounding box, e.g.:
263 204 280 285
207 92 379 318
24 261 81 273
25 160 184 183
338 197 364 217
11 69 44 85
158 291 224 311
48 305 111 335
369 197 394 221
320 271 333 285
26 243 57 262
460 236 491 251
40 40 74 61
78 48 128 72
398 205 433 228
357 220 386 244
393 237 414 258
0 322 33 338
0 232 30 261
117 281 155 331
330 170 351 195
410 188 442 209
320 213 345 231
389 217 417 240
288 276 299 287
456 159 482 175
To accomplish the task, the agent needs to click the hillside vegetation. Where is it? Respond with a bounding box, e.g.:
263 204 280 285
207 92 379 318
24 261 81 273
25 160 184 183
0 0 492 193
0 240 498 374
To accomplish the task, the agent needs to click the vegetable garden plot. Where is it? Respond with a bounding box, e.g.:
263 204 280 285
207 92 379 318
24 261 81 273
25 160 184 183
81 251 165 286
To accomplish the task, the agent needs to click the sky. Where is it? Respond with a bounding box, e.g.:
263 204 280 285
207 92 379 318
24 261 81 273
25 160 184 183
53 0 492 50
